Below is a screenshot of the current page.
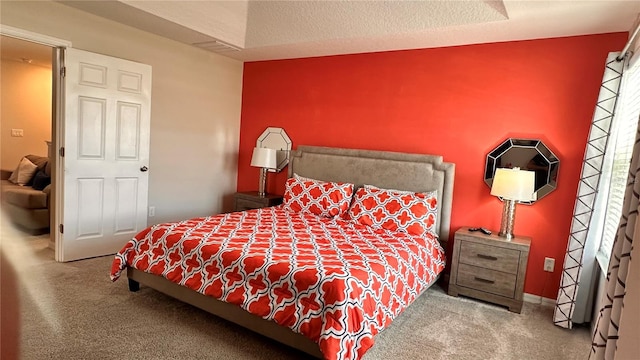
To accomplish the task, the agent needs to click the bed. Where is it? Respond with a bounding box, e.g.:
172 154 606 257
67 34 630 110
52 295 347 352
111 145 455 360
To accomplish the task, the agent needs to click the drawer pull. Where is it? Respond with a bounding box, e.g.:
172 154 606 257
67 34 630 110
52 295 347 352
477 254 498 261
474 276 495 284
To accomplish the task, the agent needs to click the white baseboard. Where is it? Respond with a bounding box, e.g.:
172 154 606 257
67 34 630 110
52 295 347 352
523 293 556 307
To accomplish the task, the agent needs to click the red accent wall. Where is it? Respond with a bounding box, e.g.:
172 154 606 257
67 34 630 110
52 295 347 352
238 33 628 298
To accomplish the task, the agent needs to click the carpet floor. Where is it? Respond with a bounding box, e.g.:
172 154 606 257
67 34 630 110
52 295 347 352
4 226 591 360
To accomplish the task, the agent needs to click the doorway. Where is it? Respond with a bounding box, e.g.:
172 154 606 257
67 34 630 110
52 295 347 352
0 35 54 254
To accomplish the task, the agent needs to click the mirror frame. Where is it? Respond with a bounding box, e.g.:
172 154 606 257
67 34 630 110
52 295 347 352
484 138 559 204
256 127 292 172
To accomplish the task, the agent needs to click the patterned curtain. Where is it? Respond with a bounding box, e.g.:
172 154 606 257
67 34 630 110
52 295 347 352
589 118 639 359
553 53 625 328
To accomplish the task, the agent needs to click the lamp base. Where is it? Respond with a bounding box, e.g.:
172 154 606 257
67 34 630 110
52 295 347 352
258 167 268 197
498 199 517 240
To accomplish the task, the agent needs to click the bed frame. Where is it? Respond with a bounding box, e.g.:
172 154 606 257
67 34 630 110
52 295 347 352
126 145 455 358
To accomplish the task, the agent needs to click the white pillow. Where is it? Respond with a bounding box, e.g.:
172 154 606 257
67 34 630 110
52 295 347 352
364 184 435 196
8 157 38 186
293 173 324 183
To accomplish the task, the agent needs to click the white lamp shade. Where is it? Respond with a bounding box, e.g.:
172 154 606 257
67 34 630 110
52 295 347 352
250 147 277 169
490 168 536 201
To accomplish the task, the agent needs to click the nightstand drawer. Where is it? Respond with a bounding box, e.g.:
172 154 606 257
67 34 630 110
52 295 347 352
235 198 264 211
233 192 283 212
456 263 516 298
459 241 520 274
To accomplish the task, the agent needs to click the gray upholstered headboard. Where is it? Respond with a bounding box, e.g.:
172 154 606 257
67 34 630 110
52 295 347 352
288 146 455 243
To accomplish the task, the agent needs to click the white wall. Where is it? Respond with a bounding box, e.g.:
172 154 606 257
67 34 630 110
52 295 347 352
123 1 249 48
0 58 51 169
0 1 243 223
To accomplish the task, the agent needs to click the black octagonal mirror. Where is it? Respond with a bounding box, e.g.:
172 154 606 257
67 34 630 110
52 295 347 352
485 138 559 204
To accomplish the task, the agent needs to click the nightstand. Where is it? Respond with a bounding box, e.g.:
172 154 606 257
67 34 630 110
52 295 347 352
233 191 283 212
448 227 531 313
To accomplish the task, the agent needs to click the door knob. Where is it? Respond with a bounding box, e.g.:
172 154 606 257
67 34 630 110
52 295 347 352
140 166 148 172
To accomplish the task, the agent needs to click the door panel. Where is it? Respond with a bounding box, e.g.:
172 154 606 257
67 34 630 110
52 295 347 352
59 47 151 262
76 178 105 238
79 63 108 87
114 177 138 234
116 102 141 159
78 96 106 158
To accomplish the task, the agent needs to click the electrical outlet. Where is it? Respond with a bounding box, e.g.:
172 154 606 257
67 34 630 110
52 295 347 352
544 257 555 272
11 128 24 137
148 206 155 217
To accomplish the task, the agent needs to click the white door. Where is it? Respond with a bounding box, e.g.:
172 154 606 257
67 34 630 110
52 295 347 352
57 48 151 262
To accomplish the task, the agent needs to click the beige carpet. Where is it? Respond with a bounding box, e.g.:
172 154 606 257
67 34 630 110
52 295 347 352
3 226 591 360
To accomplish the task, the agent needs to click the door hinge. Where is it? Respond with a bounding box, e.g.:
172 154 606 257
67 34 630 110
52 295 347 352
59 224 64 234
60 66 66 78
59 147 65 157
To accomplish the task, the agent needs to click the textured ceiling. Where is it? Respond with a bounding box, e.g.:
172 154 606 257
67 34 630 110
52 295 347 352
244 1 508 48
60 1 640 61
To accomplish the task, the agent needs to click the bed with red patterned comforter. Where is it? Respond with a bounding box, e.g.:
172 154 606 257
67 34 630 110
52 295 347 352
111 206 445 360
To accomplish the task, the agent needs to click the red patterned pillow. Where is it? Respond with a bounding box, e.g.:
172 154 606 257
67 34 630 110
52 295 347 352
283 177 354 218
347 186 438 236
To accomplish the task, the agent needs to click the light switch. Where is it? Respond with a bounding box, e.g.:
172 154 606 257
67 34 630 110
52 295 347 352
11 129 24 137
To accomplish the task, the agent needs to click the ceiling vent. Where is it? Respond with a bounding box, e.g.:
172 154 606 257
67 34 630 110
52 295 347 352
193 39 242 53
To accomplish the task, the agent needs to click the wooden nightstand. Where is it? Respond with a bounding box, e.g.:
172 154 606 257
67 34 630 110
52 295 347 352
448 227 531 313
233 191 283 212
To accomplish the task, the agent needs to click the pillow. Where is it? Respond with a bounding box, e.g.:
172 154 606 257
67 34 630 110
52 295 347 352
31 169 51 191
347 186 438 236
364 184 420 194
292 173 315 182
8 157 38 186
25 171 37 187
283 176 354 218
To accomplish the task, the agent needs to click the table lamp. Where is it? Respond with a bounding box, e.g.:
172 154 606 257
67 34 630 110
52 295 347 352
250 147 277 197
490 167 536 240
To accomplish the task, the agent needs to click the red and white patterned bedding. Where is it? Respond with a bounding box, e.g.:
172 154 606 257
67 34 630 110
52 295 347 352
111 206 445 360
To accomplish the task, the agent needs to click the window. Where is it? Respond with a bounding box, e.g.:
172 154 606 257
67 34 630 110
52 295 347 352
596 58 640 269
